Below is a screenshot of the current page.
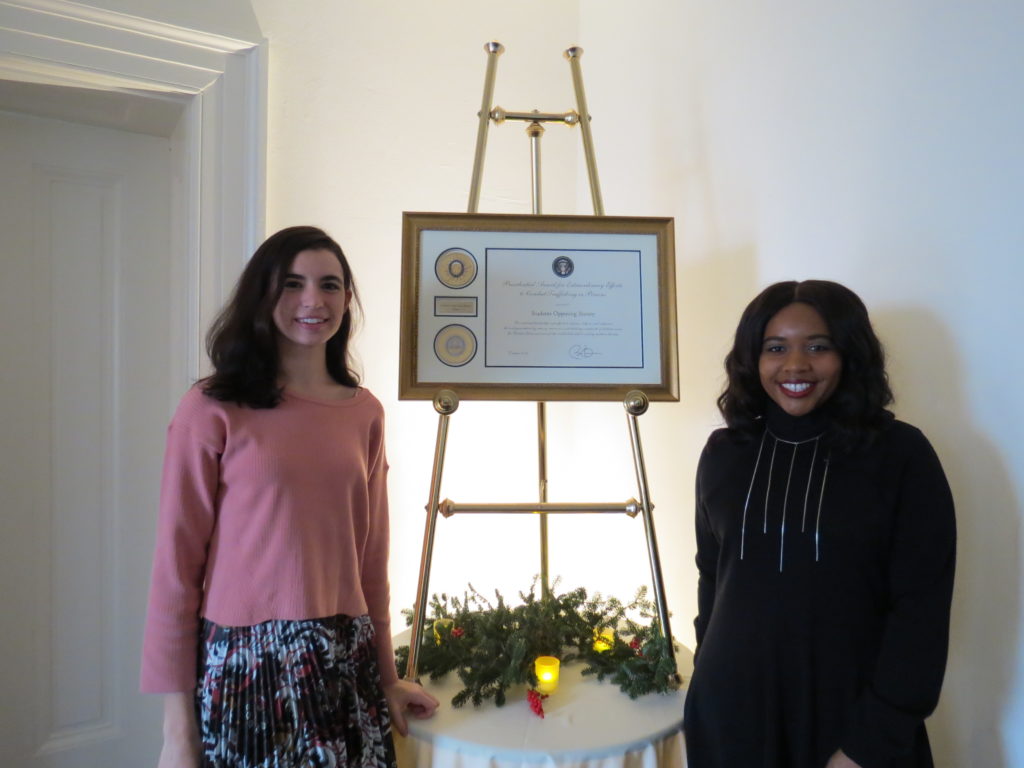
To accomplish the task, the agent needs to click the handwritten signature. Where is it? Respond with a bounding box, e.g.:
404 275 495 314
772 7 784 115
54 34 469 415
569 344 600 360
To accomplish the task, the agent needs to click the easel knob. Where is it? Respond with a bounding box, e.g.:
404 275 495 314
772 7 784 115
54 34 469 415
623 390 649 416
433 389 459 415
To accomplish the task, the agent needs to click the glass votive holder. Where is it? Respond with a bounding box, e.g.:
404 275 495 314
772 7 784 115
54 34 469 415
432 618 453 645
534 655 560 694
593 627 615 652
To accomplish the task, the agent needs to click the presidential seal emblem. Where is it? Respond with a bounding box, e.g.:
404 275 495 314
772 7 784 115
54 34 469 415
552 255 574 278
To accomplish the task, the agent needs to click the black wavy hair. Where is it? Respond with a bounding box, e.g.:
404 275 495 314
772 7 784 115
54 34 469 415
717 280 893 448
202 225 361 408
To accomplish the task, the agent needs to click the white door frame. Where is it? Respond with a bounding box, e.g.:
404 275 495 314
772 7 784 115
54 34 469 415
0 0 267 398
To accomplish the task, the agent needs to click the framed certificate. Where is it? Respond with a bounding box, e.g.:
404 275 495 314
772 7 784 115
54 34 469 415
399 212 678 401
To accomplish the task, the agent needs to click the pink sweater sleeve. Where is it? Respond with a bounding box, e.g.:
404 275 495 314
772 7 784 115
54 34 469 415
361 422 399 686
140 390 223 692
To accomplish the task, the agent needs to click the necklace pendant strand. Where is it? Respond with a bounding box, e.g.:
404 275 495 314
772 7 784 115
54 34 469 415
814 451 832 562
801 437 820 532
778 442 799 572
739 431 768 561
763 439 779 534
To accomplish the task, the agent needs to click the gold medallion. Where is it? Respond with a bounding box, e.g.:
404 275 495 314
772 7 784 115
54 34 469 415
433 324 477 367
435 248 478 289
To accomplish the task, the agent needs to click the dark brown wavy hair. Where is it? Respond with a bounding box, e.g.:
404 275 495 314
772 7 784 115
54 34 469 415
717 280 893 448
202 225 361 408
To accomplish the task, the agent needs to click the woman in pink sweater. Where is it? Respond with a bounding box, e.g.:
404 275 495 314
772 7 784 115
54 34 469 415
142 226 437 768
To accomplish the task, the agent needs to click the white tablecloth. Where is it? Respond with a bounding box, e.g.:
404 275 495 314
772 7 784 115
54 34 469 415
395 649 693 768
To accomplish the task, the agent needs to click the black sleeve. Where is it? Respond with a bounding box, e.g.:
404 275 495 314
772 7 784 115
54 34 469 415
693 442 720 663
842 428 957 766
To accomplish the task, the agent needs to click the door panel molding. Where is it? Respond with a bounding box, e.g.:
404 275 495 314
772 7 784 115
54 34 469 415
31 167 120 755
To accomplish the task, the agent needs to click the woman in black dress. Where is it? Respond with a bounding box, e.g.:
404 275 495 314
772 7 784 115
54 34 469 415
684 280 955 768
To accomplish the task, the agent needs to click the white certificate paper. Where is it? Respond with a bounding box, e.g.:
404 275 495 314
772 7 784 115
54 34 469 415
485 248 644 369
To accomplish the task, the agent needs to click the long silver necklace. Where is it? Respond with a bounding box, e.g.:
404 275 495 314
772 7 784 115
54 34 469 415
740 430 831 571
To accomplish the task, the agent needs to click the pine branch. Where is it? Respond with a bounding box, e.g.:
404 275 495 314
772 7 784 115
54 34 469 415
394 580 680 707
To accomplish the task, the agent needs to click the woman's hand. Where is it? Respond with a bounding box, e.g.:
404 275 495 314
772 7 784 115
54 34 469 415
825 749 863 768
157 692 200 768
157 736 200 768
383 679 440 737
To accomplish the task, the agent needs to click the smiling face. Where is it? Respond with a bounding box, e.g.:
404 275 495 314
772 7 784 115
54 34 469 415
759 302 842 417
272 248 351 353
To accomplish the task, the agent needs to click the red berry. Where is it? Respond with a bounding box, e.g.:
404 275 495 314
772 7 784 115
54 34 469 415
527 689 547 718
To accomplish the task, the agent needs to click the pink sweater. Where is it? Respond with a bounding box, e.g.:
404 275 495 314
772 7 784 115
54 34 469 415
141 385 397 692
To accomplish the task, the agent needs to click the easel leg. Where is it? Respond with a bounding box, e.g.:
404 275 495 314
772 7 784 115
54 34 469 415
468 42 504 213
537 401 550 599
406 390 459 681
624 391 679 678
526 116 551 600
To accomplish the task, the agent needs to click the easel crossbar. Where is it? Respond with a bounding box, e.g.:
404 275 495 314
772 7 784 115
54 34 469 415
439 499 643 517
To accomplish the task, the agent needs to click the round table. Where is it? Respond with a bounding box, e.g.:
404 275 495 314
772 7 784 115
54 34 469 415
395 649 693 768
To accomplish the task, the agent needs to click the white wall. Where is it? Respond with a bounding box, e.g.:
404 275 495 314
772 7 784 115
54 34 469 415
250 2 1023 766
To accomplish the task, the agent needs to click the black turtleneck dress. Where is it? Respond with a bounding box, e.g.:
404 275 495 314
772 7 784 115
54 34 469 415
683 404 955 768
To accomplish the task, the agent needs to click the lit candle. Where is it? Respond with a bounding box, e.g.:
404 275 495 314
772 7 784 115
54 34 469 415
592 627 615 652
534 656 560 694
432 618 453 645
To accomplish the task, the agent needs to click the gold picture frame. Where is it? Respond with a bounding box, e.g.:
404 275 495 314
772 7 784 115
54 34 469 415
399 212 678 402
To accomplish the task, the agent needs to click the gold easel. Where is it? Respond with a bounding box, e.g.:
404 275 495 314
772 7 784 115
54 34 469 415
405 42 677 683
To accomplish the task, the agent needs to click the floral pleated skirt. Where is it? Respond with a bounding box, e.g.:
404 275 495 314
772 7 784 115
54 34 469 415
195 613 397 768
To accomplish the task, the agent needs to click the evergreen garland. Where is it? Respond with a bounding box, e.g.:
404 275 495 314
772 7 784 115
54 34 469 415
394 580 680 708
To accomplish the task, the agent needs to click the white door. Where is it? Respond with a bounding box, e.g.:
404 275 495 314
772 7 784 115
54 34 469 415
0 108 174 766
